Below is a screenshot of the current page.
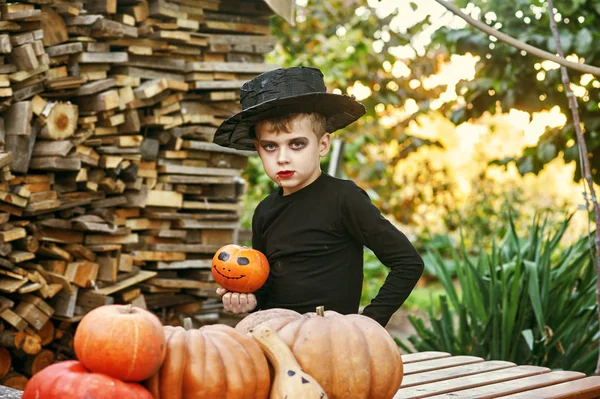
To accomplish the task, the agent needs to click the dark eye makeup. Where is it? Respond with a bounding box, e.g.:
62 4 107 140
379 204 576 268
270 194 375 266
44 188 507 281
290 139 308 149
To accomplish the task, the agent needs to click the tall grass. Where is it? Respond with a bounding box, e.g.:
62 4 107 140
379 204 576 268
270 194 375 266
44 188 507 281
400 214 598 374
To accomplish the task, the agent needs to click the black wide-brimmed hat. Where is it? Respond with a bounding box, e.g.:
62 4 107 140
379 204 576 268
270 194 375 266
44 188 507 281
213 66 366 151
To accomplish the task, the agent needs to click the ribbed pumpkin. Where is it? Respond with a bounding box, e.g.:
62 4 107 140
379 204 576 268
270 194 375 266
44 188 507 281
22 360 153 399
236 307 403 399
74 304 166 382
145 319 270 399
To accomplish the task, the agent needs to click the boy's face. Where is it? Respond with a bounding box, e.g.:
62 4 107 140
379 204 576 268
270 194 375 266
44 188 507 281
254 115 330 196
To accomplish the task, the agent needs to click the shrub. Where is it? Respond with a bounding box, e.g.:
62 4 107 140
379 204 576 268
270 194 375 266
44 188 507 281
399 214 598 374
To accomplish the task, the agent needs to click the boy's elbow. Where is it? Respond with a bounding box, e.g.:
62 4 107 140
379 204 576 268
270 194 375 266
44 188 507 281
412 253 425 279
417 258 425 278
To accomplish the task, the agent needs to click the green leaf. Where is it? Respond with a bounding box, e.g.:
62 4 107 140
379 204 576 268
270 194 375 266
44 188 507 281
405 213 598 373
517 156 534 175
575 28 593 54
525 260 545 332
537 142 557 164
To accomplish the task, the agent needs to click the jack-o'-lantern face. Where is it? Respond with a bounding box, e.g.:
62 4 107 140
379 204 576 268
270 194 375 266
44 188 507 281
212 244 270 293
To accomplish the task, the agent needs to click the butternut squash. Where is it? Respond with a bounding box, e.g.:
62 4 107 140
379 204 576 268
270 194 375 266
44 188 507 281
251 325 327 399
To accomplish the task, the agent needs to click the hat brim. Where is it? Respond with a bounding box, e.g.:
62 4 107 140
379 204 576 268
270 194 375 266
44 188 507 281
213 93 366 151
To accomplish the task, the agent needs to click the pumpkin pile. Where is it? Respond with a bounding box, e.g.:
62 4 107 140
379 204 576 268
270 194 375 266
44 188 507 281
22 304 165 399
21 303 403 399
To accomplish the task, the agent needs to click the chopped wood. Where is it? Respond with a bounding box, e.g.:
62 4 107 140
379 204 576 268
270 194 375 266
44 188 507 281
0 371 28 390
10 43 39 71
32 140 73 157
0 308 27 331
0 0 279 368
45 42 83 57
0 347 10 379
0 329 42 355
5 101 33 136
29 157 81 171
37 102 79 140
14 302 50 331
92 269 156 296
64 261 98 288
0 228 26 243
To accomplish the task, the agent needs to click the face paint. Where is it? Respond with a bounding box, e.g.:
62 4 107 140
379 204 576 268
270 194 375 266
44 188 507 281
255 115 330 195
211 244 270 293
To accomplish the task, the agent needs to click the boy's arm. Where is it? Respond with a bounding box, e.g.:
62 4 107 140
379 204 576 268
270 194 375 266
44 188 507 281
251 209 271 311
340 183 424 327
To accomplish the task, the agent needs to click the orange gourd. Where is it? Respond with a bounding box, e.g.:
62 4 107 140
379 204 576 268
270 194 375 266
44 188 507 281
74 304 166 382
236 306 403 399
212 244 269 293
145 319 271 399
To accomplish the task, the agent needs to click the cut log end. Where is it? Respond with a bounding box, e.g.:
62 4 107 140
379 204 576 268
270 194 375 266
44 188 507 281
0 347 11 379
0 371 28 390
39 102 79 140
37 320 54 346
23 349 55 377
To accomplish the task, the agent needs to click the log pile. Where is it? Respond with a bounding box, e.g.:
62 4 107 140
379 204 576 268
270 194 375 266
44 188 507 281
0 0 282 388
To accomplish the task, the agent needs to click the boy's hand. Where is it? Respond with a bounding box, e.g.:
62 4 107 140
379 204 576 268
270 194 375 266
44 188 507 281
216 287 258 313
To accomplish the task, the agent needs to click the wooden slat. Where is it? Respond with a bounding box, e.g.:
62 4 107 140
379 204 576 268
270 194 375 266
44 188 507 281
395 365 550 399
402 352 452 364
404 356 484 375
426 370 585 398
497 376 600 399
401 361 516 388
92 270 156 296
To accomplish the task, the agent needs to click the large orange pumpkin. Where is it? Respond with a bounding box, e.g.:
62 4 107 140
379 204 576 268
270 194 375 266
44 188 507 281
145 319 271 399
236 307 403 399
212 244 269 293
74 304 166 382
22 360 153 399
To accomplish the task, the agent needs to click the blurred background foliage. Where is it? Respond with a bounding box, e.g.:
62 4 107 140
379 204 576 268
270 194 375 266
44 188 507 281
240 0 599 365
243 0 597 264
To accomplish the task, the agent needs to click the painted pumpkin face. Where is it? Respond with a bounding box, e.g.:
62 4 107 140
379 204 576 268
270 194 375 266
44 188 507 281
212 244 270 293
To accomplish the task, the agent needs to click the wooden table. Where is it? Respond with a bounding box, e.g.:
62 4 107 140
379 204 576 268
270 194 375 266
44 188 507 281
3 351 600 398
397 351 600 398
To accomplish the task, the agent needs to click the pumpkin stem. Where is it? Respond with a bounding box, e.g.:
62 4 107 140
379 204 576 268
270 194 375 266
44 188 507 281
316 306 324 317
122 304 133 313
183 317 193 330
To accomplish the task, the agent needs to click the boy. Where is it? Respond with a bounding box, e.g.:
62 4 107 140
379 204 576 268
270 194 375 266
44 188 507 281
213 66 424 327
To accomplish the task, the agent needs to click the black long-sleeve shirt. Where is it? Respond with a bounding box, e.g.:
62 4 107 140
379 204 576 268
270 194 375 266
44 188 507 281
251 172 424 326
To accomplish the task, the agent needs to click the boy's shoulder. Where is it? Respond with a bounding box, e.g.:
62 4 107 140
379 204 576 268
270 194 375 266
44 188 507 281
322 173 362 193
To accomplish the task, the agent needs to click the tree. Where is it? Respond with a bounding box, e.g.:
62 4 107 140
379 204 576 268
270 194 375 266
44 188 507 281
422 0 600 184
243 0 595 234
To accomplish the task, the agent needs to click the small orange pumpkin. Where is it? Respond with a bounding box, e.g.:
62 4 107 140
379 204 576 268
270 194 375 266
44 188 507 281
74 304 166 382
212 244 269 293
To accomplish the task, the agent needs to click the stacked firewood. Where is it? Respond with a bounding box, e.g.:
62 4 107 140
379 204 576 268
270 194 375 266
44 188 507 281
0 0 283 388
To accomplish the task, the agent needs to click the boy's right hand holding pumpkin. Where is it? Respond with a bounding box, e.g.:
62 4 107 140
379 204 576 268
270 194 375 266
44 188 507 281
216 287 258 313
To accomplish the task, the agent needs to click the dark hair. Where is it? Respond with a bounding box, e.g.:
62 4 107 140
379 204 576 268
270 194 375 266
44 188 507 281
252 113 327 139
